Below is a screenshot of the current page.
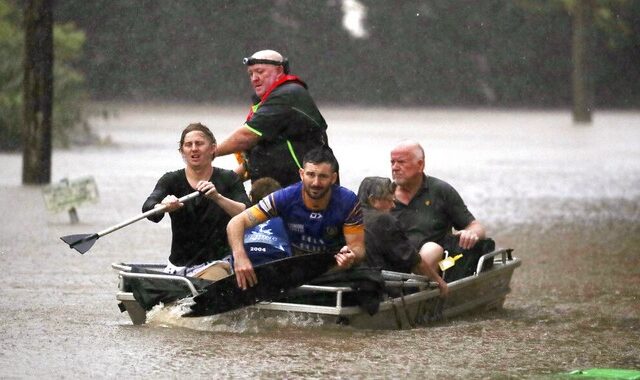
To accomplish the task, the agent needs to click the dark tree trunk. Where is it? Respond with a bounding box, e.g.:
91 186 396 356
22 0 54 184
571 0 593 124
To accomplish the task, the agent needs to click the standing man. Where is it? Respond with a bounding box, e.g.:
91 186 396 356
227 147 365 290
216 49 330 187
390 141 486 273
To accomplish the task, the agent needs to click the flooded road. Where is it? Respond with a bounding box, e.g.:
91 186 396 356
1 105 638 378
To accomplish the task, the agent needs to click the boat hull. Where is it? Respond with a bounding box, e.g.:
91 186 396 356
112 249 521 329
252 251 520 329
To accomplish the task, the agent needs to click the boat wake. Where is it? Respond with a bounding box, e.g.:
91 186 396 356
146 300 330 333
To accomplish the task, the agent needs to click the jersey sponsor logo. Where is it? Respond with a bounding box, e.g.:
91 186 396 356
301 235 325 245
294 242 327 254
246 231 279 243
290 235 328 254
288 223 304 233
309 212 323 219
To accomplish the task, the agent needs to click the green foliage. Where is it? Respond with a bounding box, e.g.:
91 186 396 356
0 0 22 150
52 21 87 148
0 0 87 151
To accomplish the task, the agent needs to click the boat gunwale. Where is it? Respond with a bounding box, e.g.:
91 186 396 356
112 248 521 323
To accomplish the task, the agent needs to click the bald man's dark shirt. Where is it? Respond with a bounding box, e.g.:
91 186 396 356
391 174 475 248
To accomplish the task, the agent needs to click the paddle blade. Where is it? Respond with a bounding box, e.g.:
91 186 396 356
60 233 99 254
185 252 336 317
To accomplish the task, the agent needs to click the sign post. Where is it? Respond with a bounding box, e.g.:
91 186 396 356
42 176 99 223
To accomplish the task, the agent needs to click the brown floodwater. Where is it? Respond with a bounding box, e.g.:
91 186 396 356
0 105 638 378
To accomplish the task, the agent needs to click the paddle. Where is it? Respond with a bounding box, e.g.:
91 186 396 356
184 252 337 317
60 191 201 254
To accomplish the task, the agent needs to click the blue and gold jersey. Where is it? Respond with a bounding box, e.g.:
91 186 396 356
248 182 363 255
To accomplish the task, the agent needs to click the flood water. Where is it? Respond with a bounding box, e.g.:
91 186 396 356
1 105 638 378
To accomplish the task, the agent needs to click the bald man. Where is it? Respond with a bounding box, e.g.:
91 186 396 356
216 49 331 187
390 141 486 273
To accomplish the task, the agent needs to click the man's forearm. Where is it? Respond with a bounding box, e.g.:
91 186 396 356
351 244 366 263
344 232 366 263
227 212 251 258
211 194 246 217
227 209 265 257
217 126 258 156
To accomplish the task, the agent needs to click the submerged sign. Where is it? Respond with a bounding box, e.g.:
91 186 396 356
42 176 99 213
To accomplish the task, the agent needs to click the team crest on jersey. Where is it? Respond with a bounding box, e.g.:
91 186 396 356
323 226 339 240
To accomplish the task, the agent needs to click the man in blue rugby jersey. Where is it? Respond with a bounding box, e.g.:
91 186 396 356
226 146 365 290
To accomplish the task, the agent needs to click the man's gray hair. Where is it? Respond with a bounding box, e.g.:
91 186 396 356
394 140 425 161
357 176 396 207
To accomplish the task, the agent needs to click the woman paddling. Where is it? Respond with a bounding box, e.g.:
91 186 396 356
142 123 250 280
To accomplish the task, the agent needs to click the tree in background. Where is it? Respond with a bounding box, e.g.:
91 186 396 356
571 0 594 123
0 0 86 152
22 0 53 184
517 0 638 121
0 0 25 151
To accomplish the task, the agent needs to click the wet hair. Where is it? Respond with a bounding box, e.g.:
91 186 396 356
250 177 281 203
179 123 216 152
302 146 340 173
357 176 396 207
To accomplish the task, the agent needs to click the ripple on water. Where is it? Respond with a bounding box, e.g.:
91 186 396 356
2 108 640 378
146 301 338 333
